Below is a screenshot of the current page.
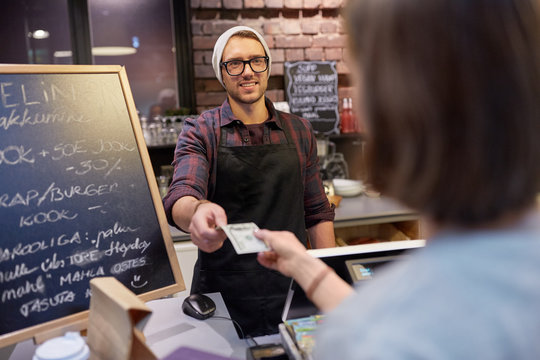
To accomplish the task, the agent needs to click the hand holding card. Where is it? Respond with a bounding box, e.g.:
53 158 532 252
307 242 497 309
220 222 270 254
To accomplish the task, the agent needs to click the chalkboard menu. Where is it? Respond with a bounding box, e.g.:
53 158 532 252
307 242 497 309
0 65 183 347
284 61 339 135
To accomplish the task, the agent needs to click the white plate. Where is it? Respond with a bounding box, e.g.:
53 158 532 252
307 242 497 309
335 188 364 197
333 179 363 187
333 179 365 197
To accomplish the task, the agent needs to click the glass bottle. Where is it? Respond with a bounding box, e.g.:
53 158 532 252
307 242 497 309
340 98 354 133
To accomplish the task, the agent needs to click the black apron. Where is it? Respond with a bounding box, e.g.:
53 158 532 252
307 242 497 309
191 114 306 337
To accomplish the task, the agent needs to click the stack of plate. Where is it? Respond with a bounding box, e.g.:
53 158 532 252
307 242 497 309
333 179 365 197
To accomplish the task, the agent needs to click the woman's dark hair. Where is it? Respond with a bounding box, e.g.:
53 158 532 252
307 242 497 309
345 0 540 226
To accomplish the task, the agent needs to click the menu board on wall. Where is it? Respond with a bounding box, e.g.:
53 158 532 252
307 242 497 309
284 61 340 135
0 65 184 347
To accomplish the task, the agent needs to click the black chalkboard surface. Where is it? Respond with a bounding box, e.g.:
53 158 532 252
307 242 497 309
0 65 184 347
284 61 339 135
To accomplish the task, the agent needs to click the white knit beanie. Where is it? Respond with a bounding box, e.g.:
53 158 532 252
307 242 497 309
212 26 272 88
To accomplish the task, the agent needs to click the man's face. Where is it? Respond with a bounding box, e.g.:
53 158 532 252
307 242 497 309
221 36 268 106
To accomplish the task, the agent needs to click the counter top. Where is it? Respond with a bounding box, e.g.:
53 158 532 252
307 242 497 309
5 291 279 360
145 292 279 359
333 195 416 228
169 195 417 241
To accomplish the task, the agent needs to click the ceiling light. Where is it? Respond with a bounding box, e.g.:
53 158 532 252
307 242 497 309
53 50 72 58
53 46 137 58
92 46 137 56
31 30 50 39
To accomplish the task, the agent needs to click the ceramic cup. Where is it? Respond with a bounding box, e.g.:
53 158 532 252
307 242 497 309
33 331 90 360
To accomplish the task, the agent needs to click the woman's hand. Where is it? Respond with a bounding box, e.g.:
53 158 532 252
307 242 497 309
255 229 311 277
255 228 354 312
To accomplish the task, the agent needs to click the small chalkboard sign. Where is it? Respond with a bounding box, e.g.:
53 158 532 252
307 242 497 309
0 65 184 347
284 61 339 135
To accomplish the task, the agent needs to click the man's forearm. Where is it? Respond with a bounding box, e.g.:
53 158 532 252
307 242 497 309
307 221 335 248
171 195 201 232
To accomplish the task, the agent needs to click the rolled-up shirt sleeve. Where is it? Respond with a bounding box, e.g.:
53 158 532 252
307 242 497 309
301 123 335 228
162 113 217 227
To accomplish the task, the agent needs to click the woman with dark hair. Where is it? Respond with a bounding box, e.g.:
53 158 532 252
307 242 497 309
255 0 540 357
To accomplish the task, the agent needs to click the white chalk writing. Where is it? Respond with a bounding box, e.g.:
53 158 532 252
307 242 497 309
94 222 139 248
0 232 82 263
104 238 150 258
293 74 316 82
290 96 317 106
40 253 65 272
51 140 87 160
0 108 89 131
111 257 147 275
91 139 136 154
69 158 123 177
296 63 318 73
318 74 337 82
59 266 105 286
130 274 148 289
0 81 76 109
67 249 102 266
293 84 335 94
0 182 119 209
2 275 45 302
19 290 76 318
0 263 39 283
0 145 34 165
19 208 78 228
36 182 119 207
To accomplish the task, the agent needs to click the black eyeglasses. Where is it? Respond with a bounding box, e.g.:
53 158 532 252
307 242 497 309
220 56 269 76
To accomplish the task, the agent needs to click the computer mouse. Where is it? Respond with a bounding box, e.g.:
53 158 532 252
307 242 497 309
182 294 216 320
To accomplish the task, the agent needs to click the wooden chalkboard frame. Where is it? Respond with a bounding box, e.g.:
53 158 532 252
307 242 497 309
0 64 184 348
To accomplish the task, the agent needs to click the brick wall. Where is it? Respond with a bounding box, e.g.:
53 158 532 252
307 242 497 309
190 0 354 112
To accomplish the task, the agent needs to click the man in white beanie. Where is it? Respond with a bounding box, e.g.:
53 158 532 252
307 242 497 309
163 26 335 337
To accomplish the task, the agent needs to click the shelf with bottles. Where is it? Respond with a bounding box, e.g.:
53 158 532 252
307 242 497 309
139 114 197 148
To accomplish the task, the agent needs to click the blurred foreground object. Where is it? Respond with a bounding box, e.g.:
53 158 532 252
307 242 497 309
87 277 156 360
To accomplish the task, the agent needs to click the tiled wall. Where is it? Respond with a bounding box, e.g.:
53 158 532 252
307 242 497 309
190 0 354 112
